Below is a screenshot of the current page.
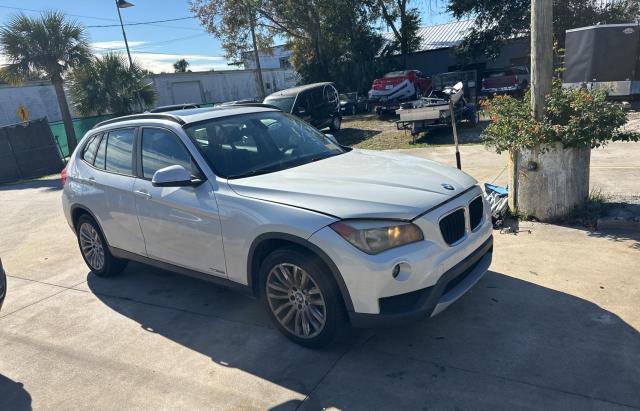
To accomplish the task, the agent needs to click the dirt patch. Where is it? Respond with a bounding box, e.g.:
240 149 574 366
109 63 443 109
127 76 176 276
333 113 486 150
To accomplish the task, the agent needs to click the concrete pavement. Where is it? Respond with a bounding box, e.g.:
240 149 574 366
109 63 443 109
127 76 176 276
0 146 639 410
396 141 640 200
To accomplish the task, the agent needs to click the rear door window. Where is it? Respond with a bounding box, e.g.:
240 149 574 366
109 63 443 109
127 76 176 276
105 128 135 175
141 128 195 179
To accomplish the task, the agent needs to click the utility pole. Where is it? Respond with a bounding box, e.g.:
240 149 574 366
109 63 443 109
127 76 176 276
531 0 553 120
510 0 553 213
249 15 266 101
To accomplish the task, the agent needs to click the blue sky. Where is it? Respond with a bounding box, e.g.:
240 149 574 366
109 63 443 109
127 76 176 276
0 1 452 73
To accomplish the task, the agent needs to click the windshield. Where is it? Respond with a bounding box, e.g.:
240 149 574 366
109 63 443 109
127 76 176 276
263 96 295 113
184 111 346 179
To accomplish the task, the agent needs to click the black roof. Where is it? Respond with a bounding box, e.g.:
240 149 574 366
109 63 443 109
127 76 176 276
265 82 335 98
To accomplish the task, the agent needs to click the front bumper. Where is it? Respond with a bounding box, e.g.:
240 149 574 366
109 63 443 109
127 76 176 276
349 236 492 327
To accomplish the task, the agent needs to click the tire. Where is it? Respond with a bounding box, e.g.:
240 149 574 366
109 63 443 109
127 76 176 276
329 116 341 132
259 247 345 348
76 214 127 277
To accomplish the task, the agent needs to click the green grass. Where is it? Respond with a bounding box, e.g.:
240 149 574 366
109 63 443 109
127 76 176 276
333 114 486 150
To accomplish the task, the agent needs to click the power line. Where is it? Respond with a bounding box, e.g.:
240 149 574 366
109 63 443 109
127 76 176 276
0 5 201 31
0 4 117 22
86 16 196 28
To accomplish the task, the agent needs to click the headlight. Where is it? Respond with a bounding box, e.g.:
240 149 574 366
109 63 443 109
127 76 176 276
330 220 424 255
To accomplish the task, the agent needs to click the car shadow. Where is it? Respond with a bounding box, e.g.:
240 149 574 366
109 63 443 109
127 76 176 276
0 178 62 192
0 374 32 411
87 264 640 409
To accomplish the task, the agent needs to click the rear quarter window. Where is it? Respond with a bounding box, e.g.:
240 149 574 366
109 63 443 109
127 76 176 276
81 134 101 164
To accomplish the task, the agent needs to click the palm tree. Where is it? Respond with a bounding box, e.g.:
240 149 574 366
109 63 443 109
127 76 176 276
173 58 190 73
69 53 155 116
0 11 91 152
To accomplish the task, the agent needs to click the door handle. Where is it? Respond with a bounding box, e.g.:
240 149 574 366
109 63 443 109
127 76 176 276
134 190 152 199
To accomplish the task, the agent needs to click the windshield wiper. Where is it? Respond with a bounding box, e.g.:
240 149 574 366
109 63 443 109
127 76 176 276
226 164 284 179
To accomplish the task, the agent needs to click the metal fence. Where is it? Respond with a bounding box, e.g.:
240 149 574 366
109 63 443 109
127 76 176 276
0 118 65 183
49 114 117 158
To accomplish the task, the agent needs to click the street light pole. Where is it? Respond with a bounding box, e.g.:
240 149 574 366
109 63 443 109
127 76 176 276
115 0 135 68
114 0 144 111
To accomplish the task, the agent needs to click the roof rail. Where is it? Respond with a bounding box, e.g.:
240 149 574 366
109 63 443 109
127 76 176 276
92 113 186 129
218 102 281 110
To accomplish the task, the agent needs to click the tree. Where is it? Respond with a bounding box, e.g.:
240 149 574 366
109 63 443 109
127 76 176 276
173 58 190 72
69 53 155 116
0 11 91 152
376 0 422 62
448 0 640 60
290 0 384 90
191 0 272 98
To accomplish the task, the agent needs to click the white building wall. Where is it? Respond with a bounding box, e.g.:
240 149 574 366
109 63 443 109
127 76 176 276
243 45 292 70
0 81 72 126
150 68 298 105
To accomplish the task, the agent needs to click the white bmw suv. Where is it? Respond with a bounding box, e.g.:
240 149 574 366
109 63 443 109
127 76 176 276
62 106 493 347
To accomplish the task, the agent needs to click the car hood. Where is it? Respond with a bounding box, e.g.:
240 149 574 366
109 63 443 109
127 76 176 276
227 149 477 220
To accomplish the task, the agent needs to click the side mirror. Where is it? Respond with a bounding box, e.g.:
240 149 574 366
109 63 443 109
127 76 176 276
152 165 204 187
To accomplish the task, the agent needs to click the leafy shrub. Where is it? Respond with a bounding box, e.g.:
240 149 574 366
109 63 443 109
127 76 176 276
481 79 639 154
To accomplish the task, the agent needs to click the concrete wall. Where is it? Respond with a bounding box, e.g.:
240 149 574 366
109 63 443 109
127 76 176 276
508 143 591 221
0 81 72 126
150 68 298 106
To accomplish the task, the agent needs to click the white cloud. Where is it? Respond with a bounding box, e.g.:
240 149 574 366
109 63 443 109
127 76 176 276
90 40 233 73
90 40 147 51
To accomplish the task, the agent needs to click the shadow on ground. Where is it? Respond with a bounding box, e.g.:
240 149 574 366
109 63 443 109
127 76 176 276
0 375 32 411
87 263 640 409
334 128 381 146
412 120 488 146
0 178 61 192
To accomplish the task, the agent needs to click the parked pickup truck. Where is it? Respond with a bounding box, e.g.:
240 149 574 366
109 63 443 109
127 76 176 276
481 66 529 95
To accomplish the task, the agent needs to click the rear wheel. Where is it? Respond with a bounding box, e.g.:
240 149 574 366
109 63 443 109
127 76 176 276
76 215 127 277
260 248 344 348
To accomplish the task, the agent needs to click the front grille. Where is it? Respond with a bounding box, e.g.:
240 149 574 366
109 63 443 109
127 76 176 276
469 196 484 231
439 208 466 245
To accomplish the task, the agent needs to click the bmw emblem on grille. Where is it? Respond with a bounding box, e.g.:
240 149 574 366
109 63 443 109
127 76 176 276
441 183 455 190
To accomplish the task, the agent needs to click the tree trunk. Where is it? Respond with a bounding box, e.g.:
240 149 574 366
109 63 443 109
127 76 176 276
250 16 265 100
52 77 77 154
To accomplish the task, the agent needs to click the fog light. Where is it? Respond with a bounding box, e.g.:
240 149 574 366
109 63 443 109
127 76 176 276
392 264 401 278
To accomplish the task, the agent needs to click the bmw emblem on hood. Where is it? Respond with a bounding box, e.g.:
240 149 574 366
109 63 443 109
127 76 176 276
441 183 455 191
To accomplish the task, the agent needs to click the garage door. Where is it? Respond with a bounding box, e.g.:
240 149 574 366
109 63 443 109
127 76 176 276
171 81 204 104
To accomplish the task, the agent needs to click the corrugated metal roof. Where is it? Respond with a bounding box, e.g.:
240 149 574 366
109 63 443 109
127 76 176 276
384 19 476 52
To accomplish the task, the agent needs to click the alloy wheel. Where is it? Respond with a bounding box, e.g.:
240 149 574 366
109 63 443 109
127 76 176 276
266 263 326 339
79 223 105 271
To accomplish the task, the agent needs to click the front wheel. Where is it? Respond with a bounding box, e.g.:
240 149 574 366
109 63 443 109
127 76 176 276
76 215 127 277
260 248 344 348
330 116 341 131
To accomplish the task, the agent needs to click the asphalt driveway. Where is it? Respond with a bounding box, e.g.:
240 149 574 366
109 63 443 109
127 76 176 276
0 143 639 410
